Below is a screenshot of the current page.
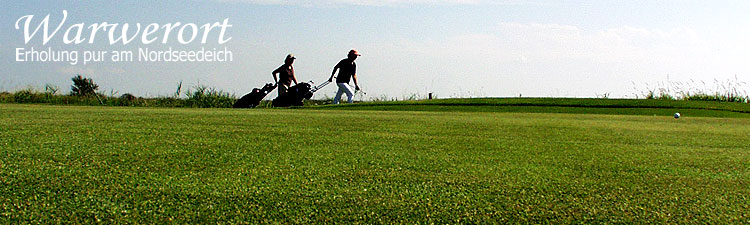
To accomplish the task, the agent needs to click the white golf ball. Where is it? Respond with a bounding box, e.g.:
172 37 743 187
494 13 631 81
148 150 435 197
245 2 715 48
674 113 681 119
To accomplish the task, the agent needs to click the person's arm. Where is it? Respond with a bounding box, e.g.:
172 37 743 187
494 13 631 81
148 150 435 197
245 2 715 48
292 70 298 85
328 65 339 82
352 62 359 90
353 74 360 91
271 67 280 84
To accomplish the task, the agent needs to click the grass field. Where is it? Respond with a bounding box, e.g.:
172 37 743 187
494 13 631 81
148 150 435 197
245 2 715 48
1 100 749 223
312 98 750 118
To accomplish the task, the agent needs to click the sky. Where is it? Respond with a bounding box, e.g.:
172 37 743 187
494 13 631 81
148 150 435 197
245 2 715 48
2 0 749 99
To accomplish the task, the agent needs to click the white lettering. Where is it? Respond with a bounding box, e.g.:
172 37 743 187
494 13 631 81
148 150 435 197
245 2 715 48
161 22 181 44
178 24 198 44
109 23 141 45
14 11 232 45
217 18 232 44
63 23 85 44
142 23 159 44
14 10 68 45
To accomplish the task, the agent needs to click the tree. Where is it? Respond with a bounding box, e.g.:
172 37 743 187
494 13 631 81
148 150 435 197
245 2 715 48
71 75 99 96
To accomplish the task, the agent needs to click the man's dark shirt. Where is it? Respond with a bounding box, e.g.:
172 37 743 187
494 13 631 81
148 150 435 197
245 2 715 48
335 59 356 83
273 64 295 86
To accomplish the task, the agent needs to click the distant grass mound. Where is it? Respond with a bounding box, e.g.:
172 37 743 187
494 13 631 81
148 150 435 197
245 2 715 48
311 98 750 118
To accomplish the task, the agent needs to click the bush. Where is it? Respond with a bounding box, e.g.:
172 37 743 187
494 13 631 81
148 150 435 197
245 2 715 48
684 93 747 103
71 75 99 97
13 89 36 103
120 93 136 101
185 85 235 108
0 92 11 103
2 82 241 108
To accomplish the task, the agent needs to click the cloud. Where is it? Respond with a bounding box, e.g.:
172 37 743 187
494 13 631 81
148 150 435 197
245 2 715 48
215 0 544 7
360 22 747 98
489 22 711 63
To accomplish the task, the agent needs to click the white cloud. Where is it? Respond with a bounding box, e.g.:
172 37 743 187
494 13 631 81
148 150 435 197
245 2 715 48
358 22 748 98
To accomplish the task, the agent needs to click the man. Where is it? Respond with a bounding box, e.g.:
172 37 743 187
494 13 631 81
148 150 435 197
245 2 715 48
328 49 361 104
272 54 298 96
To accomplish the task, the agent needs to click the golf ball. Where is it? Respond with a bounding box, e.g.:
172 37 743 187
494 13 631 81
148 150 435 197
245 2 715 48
674 113 681 119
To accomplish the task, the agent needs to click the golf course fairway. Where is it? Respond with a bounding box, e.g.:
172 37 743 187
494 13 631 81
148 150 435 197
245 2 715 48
1 102 748 223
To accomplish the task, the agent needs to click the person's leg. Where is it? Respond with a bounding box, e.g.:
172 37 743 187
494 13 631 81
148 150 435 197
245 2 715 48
334 83 345 104
343 84 354 103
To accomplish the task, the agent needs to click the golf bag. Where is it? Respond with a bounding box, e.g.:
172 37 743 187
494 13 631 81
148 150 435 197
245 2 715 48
233 83 277 108
272 81 330 107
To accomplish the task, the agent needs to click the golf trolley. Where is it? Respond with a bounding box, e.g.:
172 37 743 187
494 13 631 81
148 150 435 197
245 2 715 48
271 80 331 107
233 83 277 108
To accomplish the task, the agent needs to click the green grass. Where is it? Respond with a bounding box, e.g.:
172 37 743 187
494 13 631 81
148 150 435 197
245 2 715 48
311 98 750 117
1 101 749 223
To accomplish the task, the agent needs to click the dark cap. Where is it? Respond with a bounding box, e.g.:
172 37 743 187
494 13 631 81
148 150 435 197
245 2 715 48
286 54 296 59
348 49 361 56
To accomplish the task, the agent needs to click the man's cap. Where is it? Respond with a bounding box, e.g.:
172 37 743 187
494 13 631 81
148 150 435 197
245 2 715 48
286 54 296 59
348 49 361 56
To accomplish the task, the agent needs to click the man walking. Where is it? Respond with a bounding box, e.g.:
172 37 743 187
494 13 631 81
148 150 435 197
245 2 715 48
328 49 361 104
272 54 298 96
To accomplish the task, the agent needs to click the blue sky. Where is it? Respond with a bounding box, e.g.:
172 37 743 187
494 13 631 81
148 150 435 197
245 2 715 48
2 0 749 98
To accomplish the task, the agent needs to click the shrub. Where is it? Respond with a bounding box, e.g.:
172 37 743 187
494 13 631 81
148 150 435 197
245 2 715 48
185 85 235 108
71 75 99 96
0 91 13 103
120 93 136 101
13 89 36 103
